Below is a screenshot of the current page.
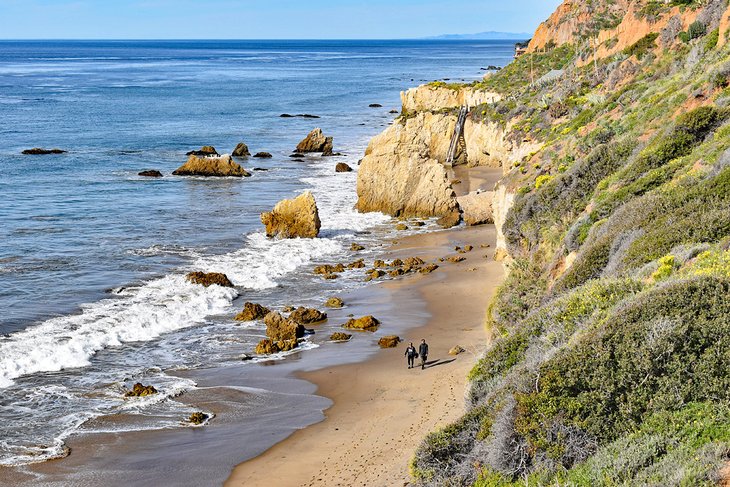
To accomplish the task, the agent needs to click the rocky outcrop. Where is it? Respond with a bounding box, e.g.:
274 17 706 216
232 142 251 157
253 152 272 158
325 297 344 308
295 128 333 153
355 112 461 227
186 271 234 288
457 191 494 226
336 162 353 172
288 307 327 324
264 311 305 341
173 154 250 177
322 138 334 156
261 191 321 238
342 315 380 331
329 332 352 341
235 302 271 321
138 170 163 177
401 85 501 113
22 148 66 155
125 383 158 397
255 338 297 354
378 335 401 348
187 146 219 156
492 184 516 268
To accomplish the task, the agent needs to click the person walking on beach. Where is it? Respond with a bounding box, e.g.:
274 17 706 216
418 339 429 370
405 342 418 369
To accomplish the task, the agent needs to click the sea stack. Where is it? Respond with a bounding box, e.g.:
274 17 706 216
172 154 250 177
260 191 321 238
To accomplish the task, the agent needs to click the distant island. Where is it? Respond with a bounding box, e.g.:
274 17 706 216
426 31 531 40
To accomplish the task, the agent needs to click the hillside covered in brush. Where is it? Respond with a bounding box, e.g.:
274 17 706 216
411 0 730 485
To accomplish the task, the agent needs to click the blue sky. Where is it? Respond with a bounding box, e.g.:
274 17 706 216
0 0 562 39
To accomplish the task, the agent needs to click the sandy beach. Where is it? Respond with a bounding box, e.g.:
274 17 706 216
227 189 504 486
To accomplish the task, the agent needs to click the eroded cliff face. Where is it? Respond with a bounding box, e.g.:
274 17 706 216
400 85 501 113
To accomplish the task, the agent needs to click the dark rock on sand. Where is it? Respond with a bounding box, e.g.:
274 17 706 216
253 152 273 158
378 335 401 348
449 345 466 355
288 307 327 324
235 302 271 322
336 162 353 172
232 142 251 157
22 148 66 155
138 170 163 177
185 271 234 288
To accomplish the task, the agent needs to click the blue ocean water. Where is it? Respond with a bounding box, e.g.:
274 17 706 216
0 39 515 467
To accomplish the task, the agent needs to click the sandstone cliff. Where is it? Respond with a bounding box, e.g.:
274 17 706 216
400 84 501 112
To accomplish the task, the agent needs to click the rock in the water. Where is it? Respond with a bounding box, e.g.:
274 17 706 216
342 315 380 331
288 307 327 324
173 154 250 177
261 191 321 238
457 191 494 226
449 345 466 355
253 167 268 171
336 162 353 172
253 152 272 158
232 142 251 157
138 170 163 177
125 382 158 397
325 297 344 308
447 256 466 263
404 257 425 267
369 103 383 108
255 338 297 354
280 113 320 119
22 148 66 155
347 259 365 269
314 263 345 275
186 271 234 288
395 223 409 231
420 263 439 274
186 146 219 156
389 109 399 114
264 311 305 341
235 302 271 322
350 243 365 251
295 128 332 153
189 412 209 424
378 335 401 348
330 332 352 341
322 137 334 156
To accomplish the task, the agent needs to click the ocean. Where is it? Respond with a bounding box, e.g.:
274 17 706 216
0 39 515 473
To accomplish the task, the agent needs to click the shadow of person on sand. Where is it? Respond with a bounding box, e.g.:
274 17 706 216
422 358 456 369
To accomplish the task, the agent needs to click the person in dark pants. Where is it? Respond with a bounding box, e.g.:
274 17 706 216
405 342 417 369
418 339 429 369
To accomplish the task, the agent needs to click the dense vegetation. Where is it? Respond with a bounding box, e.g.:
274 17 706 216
412 0 730 485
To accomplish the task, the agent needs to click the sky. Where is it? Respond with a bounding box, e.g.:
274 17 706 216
0 0 562 39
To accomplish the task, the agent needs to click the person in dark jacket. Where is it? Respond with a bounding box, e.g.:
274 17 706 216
405 342 417 369
418 339 429 369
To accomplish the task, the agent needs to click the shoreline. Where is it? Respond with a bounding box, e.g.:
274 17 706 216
226 217 504 486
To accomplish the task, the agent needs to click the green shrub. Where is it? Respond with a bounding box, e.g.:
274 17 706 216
624 33 659 59
705 28 720 50
687 21 707 40
651 254 675 280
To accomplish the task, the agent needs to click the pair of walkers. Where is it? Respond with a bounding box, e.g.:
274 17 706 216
405 339 428 369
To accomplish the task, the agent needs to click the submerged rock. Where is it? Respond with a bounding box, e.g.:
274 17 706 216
378 335 401 348
369 103 383 108
173 154 250 177
336 162 353 173
22 148 66 155
288 307 327 324
186 146 219 157
261 191 321 238
138 170 163 177
295 128 332 153
325 297 344 308
232 142 251 157
342 315 380 331
235 302 271 322
188 412 209 425
280 113 320 119
253 152 272 158
186 271 234 288
125 382 158 397
395 223 409 231
330 332 352 341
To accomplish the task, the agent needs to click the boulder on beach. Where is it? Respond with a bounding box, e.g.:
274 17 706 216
449 345 466 355
264 311 305 341
261 191 321 239
288 307 327 324
378 335 401 348
232 142 251 157
447 256 466 263
342 315 380 331
253 152 272 158
255 338 297 355
420 263 439 274
138 170 163 177
125 382 158 397
173 154 250 177
336 162 353 173
22 148 66 155
330 332 352 341
457 191 494 226
186 271 234 288
314 263 345 275
186 146 219 157
188 412 209 425
235 302 271 322
295 128 332 153
325 297 344 308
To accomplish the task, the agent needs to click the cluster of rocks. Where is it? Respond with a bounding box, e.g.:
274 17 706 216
172 153 251 177
240 303 331 355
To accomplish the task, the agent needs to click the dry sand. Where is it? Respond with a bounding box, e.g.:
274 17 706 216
226 222 504 487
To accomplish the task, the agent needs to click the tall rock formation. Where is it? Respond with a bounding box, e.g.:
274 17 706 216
261 191 321 238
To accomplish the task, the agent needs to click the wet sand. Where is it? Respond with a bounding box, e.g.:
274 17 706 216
226 221 504 486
